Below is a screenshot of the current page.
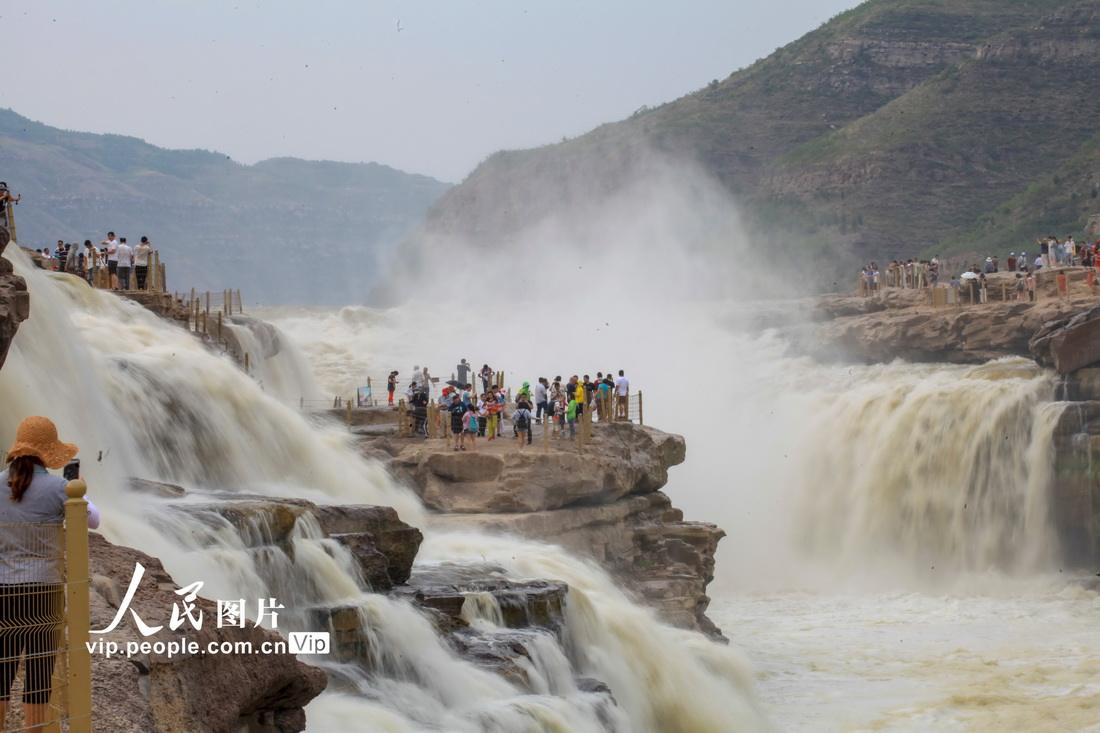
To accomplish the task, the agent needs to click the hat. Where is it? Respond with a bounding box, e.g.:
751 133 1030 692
6 417 78 469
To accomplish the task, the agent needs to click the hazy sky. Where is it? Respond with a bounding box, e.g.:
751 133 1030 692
4 1 858 182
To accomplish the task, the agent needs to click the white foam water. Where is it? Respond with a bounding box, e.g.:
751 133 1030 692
0 248 772 731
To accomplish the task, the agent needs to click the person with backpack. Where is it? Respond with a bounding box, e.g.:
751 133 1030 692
513 397 533 448
409 387 429 437
462 401 479 451
450 394 466 451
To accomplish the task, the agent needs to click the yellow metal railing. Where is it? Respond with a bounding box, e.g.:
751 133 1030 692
0 480 91 732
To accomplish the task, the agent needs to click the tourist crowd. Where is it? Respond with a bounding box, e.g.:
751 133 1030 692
30 231 157 291
859 235 1100 298
391 361 632 451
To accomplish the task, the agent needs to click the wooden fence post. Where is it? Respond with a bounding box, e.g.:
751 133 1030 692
64 479 92 733
398 399 409 438
346 398 353 427
637 391 644 426
237 290 243 314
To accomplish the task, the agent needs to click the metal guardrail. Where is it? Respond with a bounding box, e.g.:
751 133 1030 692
0 480 91 732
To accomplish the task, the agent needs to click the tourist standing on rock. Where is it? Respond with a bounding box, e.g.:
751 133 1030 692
456 359 471 387
420 366 432 397
102 232 120 289
476 394 488 438
596 375 611 421
387 371 398 406
410 387 429 437
134 236 153 290
83 241 95 283
65 240 81 276
565 395 578 439
485 387 503 441
450 394 467 451
615 370 630 421
513 395 533 448
480 364 493 394
1007 253 1017 273
0 417 100 729
116 237 134 290
461 401 479 451
534 378 548 425
1026 271 1037 301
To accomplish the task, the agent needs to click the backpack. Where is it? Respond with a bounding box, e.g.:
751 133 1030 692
467 414 478 432
514 411 530 430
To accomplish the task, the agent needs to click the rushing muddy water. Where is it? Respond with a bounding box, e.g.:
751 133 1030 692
265 301 1100 733
0 251 772 732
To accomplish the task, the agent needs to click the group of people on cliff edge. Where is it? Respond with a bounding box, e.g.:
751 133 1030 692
33 231 156 291
395 362 632 451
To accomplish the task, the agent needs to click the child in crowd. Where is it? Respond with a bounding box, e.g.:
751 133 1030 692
566 396 578 439
462 401 479 451
485 388 502 441
494 389 507 437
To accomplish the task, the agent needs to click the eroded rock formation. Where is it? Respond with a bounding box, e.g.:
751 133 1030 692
799 269 1100 368
357 420 725 636
88 534 327 733
0 224 29 372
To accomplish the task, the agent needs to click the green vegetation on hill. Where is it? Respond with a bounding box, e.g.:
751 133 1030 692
0 109 449 304
421 0 1099 280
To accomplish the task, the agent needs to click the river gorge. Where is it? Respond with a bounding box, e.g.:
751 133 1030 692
2 227 1099 731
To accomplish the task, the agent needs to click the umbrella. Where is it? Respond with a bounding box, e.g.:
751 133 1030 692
446 379 464 388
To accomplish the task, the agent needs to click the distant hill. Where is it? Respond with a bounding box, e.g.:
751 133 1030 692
0 109 449 304
420 0 1100 280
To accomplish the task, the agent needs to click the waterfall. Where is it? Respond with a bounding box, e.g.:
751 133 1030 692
791 359 1063 577
0 247 772 732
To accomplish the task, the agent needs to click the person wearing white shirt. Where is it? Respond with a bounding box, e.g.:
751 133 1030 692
102 231 119 289
614 370 630 420
115 238 134 291
134 236 154 290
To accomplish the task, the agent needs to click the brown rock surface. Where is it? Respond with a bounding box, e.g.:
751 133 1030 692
432 492 725 637
171 499 423 591
381 422 685 513
805 279 1098 365
0 224 29 372
88 533 327 732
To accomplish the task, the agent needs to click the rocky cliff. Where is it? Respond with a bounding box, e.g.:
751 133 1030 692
358 420 726 637
87 533 327 733
793 269 1100 369
0 225 29 372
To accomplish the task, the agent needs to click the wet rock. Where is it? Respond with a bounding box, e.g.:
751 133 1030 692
433 492 726 637
0 224 29 373
88 534 327 732
1030 303 1100 374
129 478 187 498
120 291 191 326
313 505 422 587
170 499 423 589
